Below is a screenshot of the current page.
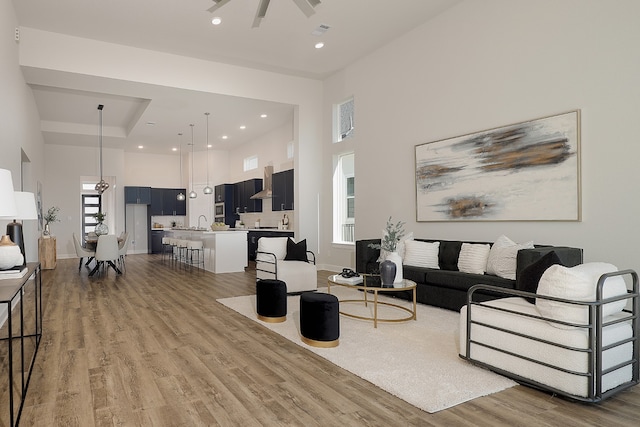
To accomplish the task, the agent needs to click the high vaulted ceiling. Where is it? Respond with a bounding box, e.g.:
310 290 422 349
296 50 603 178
13 0 461 154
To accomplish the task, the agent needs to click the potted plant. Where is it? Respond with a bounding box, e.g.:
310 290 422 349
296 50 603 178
93 211 108 235
369 217 405 286
43 206 60 237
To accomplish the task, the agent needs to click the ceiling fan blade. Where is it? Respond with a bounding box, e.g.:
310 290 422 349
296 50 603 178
291 0 320 18
252 0 270 28
207 0 232 13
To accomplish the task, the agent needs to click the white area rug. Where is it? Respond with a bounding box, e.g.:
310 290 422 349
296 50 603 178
218 287 516 413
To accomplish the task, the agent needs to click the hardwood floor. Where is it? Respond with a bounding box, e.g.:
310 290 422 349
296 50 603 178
8 255 639 426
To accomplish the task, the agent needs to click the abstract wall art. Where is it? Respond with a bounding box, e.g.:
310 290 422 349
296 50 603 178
415 110 581 221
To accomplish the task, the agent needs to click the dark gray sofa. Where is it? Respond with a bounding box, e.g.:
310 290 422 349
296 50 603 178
355 238 583 311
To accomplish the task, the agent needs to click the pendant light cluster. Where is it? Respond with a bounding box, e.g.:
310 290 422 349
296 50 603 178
203 112 213 195
177 112 214 200
176 132 186 201
189 124 197 199
95 104 109 194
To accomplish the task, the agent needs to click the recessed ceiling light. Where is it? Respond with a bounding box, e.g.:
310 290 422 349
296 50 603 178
138 145 144 149
211 17 222 25
315 42 324 49
172 147 177 151
207 144 212 148
239 125 246 130
260 114 267 118
222 135 228 140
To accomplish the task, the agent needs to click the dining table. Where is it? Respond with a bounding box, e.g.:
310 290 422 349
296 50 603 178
84 235 123 251
83 235 124 272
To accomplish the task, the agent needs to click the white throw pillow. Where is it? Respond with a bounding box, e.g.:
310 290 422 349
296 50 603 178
457 243 491 274
256 237 288 262
403 240 440 269
378 231 413 262
536 262 628 328
486 235 534 280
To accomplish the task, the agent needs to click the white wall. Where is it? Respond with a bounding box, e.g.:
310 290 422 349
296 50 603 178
0 2 45 263
322 0 640 273
44 144 125 257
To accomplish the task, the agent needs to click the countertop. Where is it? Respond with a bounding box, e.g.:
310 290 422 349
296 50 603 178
153 227 292 233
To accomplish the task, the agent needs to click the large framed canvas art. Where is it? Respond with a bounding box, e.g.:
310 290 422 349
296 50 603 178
415 110 581 222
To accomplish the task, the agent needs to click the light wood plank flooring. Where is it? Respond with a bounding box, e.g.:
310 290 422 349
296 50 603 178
7 255 639 426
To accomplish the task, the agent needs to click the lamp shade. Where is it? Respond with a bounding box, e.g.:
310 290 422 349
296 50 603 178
0 169 17 218
13 192 38 220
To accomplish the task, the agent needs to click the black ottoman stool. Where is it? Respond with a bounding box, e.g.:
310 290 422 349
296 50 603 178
256 279 287 323
300 292 339 348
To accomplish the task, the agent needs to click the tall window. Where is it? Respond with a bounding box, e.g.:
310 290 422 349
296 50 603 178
333 152 355 244
334 97 355 142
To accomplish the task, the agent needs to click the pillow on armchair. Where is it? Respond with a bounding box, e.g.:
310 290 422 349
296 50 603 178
536 262 628 328
285 238 308 262
256 237 288 262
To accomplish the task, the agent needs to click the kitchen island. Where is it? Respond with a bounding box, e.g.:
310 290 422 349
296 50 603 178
166 229 249 273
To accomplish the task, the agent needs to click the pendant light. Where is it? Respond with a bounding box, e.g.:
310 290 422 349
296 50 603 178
95 104 109 194
188 124 197 199
203 112 213 195
177 132 186 201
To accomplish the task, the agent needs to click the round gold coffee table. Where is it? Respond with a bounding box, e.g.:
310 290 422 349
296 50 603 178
327 274 417 328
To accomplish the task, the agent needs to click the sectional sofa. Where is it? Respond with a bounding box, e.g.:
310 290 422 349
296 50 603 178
356 238 583 311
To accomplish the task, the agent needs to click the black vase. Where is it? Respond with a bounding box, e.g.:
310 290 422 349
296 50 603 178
380 260 396 288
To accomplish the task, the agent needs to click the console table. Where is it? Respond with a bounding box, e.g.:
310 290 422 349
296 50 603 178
0 262 42 426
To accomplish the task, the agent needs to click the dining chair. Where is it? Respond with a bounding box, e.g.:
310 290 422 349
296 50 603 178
89 234 122 276
73 232 95 271
117 232 131 271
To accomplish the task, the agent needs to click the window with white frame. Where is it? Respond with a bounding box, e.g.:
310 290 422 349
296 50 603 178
334 97 354 143
287 141 294 159
333 152 355 244
244 155 258 171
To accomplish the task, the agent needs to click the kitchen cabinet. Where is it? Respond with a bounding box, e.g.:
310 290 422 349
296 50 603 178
150 230 165 254
150 188 186 215
272 169 294 211
214 184 233 203
233 178 263 214
247 230 294 261
124 186 151 204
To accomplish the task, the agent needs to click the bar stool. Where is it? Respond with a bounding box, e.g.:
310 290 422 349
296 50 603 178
161 236 173 263
175 239 189 266
186 240 205 270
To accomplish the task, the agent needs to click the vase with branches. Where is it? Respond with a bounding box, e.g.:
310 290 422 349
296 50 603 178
369 216 406 286
43 206 60 236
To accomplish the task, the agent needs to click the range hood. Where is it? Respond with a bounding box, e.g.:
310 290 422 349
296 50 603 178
250 165 273 199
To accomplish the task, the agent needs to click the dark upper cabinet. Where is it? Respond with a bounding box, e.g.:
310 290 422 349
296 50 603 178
214 184 233 203
233 179 263 214
150 188 164 215
173 189 187 215
272 169 294 211
150 188 186 215
125 186 151 204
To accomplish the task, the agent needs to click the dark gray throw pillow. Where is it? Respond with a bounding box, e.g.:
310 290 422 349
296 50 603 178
517 250 561 303
285 238 308 262
439 241 463 271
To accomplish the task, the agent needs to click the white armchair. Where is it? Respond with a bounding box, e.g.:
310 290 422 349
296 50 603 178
255 237 317 294
460 264 639 402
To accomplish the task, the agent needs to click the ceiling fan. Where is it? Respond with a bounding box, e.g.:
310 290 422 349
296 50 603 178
208 0 321 28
